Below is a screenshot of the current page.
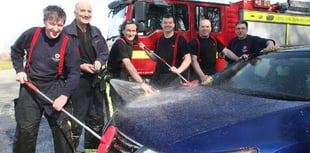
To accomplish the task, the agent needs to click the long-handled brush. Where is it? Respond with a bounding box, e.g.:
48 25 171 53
138 43 199 87
23 80 109 153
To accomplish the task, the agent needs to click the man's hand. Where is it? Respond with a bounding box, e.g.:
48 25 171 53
52 95 68 111
138 42 146 50
140 82 155 95
93 60 101 71
80 63 96 74
16 72 27 83
239 54 249 61
266 40 276 51
200 75 210 82
170 66 180 74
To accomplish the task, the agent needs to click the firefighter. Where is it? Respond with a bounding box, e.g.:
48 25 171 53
149 13 191 88
188 19 242 83
106 19 154 111
226 20 276 64
11 5 80 153
64 1 109 152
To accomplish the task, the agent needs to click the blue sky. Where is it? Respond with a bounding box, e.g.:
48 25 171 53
0 0 287 53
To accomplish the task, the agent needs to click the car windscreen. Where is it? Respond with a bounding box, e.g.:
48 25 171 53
212 51 310 101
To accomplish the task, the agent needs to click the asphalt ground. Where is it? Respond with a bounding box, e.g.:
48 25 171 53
0 69 19 152
0 69 75 153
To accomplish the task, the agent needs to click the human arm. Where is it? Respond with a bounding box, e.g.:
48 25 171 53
251 35 276 53
52 95 68 111
53 39 80 111
93 26 110 66
61 39 81 97
187 38 208 81
266 39 276 51
222 47 246 61
80 60 102 74
94 27 109 71
170 36 191 74
80 63 96 74
213 36 241 62
11 45 27 80
79 57 101 74
122 58 154 94
11 28 39 83
191 55 209 82
80 26 109 72
138 42 157 61
11 40 28 83
15 72 28 83
170 53 191 74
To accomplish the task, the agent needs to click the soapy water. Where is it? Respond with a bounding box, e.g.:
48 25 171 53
109 79 204 109
109 79 208 127
126 88 201 108
110 79 145 102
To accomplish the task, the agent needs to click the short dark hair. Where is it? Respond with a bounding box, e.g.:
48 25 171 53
43 5 66 23
162 13 175 23
236 20 248 27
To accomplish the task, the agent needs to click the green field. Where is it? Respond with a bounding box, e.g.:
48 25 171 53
0 60 13 70
0 53 13 70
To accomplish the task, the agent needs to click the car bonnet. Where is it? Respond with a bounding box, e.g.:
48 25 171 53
112 85 309 151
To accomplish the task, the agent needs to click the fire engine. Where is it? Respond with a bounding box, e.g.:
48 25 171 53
106 0 310 77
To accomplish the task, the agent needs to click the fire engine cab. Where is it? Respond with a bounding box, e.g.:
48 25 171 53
107 0 310 77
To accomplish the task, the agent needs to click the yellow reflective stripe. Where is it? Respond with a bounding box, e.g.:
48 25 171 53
67 120 71 127
105 82 114 118
132 50 151 59
84 148 97 153
243 10 310 25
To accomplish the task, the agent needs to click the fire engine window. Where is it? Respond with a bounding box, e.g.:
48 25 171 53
195 6 221 32
175 5 188 31
146 5 163 31
140 3 189 34
144 4 170 33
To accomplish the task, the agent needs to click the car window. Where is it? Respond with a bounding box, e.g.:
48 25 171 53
213 52 310 100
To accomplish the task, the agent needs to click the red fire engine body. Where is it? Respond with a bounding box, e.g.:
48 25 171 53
106 0 310 78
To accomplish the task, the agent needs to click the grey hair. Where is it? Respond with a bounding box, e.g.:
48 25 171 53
43 5 66 24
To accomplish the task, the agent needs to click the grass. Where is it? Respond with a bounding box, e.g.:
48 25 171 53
0 60 13 70
0 53 13 70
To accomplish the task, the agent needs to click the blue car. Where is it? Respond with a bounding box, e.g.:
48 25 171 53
101 47 310 153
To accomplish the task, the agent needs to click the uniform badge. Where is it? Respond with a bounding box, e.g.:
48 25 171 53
52 53 60 62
